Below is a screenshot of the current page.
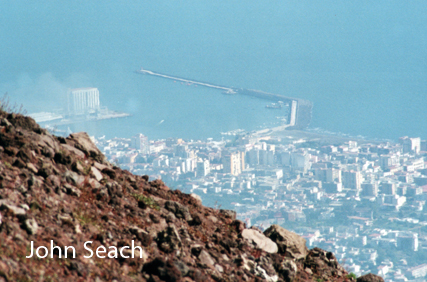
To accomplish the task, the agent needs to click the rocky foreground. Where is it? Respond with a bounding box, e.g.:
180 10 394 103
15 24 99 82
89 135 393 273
0 111 383 282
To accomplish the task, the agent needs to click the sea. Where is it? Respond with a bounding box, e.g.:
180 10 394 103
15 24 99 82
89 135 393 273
1 1 426 141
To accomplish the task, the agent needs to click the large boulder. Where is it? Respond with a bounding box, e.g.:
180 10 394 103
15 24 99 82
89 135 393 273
164 201 192 222
304 247 344 278
357 273 384 282
242 229 278 254
264 225 308 260
67 132 107 163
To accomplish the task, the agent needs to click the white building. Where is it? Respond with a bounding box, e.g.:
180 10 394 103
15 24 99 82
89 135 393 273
197 160 210 177
131 134 149 154
67 87 100 115
397 232 418 252
399 136 421 154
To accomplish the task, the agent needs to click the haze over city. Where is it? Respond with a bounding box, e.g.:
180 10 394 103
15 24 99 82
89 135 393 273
1 2 427 281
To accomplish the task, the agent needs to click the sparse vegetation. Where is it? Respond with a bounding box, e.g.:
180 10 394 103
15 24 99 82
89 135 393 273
131 193 160 210
0 93 27 115
346 273 357 279
3 161 12 169
74 211 97 227
214 200 222 210
81 161 92 175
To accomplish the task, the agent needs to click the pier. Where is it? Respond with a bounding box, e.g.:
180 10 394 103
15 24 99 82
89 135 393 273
136 68 236 94
136 68 312 130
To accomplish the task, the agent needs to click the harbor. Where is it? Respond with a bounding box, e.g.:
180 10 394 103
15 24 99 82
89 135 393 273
29 87 130 126
136 68 312 130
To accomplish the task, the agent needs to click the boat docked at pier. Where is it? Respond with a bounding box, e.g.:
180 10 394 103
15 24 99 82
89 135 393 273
266 101 284 109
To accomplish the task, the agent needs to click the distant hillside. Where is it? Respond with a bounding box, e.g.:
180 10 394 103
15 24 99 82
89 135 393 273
0 110 383 282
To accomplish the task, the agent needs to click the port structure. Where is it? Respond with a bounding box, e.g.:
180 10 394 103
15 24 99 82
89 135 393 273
136 68 312 130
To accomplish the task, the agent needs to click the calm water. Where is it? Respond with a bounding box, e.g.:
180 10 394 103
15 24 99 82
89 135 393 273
1 1 426 140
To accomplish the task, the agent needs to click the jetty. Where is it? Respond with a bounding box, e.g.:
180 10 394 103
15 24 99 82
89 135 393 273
136 68 312 130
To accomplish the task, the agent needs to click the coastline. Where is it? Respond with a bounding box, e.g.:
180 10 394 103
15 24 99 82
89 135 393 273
248 123 385 145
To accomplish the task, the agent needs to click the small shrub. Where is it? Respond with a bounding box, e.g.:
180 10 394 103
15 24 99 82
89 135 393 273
132 193 160 210
346 273 357 279
74 211 96 227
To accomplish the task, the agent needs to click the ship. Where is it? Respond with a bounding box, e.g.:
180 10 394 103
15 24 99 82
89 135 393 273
265 101 284 109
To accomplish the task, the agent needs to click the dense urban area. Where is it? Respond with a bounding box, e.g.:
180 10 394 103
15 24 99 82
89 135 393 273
92 131 427 282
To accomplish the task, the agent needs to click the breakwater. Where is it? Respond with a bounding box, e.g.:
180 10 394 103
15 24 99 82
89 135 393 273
136 68 312 129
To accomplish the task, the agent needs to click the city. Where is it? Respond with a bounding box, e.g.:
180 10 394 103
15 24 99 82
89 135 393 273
93 131 427 281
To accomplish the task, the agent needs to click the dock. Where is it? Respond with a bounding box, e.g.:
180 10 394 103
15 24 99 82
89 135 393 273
136 68 312 129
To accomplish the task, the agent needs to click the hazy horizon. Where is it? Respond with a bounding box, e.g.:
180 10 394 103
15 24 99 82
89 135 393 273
1 1 426 140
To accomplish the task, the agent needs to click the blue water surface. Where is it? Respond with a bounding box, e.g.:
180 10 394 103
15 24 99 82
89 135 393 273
1 1 426 140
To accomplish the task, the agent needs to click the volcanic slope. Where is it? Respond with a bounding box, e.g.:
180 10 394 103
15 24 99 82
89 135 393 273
0 111 383 282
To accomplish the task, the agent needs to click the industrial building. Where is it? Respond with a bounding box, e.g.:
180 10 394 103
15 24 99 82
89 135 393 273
67 87 100 116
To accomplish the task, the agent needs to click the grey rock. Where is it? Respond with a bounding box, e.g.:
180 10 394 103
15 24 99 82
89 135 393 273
164 201 192 222
0 118 12 127
278 259 298 282
242 229 278 254
0 200 27 218
64 184 82 197
219 209 236 220
58 213 73 224
28 174 43 188
69 132 106 162
23 218 39 235
47 175 61 188
157 225 182 253
38 134 59 151
215 264 224 273
255 265 279 282
71 161 85 174
207 215 218 223
16 185 27 194
26 163 38 174
198 250 215 267
174 260 189 276
91 166 103 181
41 146 55 158
60 144 85 158
94 162 109 171
264 225 308 260
190 193 202 205
357 273 385 282
63 170 84 186
89 179 101 189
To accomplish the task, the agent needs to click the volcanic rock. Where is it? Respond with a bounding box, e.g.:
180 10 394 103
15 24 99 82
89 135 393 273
357 273 385 282
0 110 380 282
264 224 308 260
242 228 278 254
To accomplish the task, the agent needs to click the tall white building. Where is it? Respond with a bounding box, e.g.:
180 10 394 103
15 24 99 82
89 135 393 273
343 170 362 190
291 151 311 173
397 232 418 252
222 151 244 176
67 88 100 116
399 136 421 154
197 160 210 177
131 134 149 154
